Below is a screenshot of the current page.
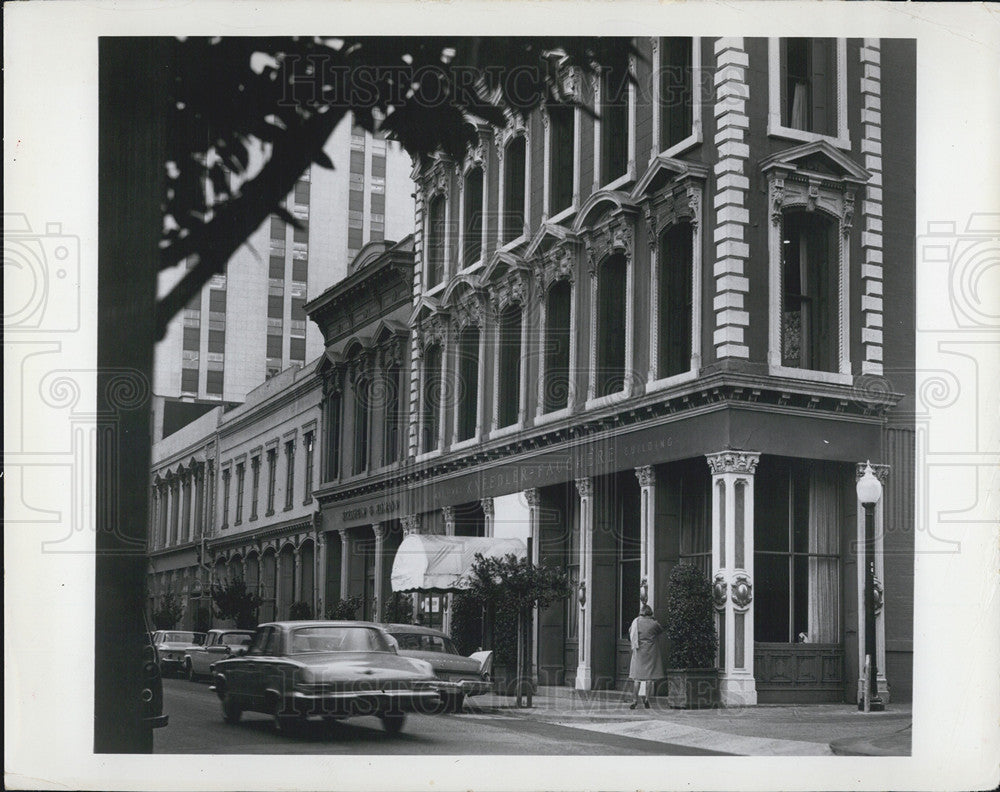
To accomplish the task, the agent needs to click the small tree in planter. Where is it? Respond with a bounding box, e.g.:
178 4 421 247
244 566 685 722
663 563 720 709
288 601 313 620
210 576 261 629
324 596 362 620
382 592 414 625
152 592 184 629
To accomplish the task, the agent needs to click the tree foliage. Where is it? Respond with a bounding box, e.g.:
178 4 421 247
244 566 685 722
288 600 314 620
157 36 636 337
210 576 262 629
152 592 184 630
324 595 363 620
382 591 414 625
663 563 718 669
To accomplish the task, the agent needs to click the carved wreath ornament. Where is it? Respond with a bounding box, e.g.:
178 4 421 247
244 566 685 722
731 573 753 610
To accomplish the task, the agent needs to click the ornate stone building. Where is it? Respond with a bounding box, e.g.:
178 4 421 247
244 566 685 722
309 36 916 706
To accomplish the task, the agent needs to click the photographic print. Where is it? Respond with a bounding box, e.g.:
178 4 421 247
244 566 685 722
5 3 999 791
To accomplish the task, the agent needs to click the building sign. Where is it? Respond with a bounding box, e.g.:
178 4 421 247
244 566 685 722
340 499 400 523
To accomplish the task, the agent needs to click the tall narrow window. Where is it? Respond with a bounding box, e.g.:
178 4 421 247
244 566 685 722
782 39 836 136
503 137 526 244
234 463 245 524
660 37 693 151
221 469 231 528
303 432 315 503
497 305 522 428
457 326 480 441
427 195 446 287
549 106 575 215
618 488 641 639
265 449 277 515
596 253 627 397
754 459 842 643
284 441 295 510
353 378 369 475
383 365 401 465
658 222 693 378
781 210 838 372
544 281 572 413
463 168 484 266
250 456 261 520
421 344 442 453
600 66 630 185
325 391 341 481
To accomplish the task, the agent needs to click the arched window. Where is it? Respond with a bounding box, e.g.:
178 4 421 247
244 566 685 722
781 210 838 372
456 326 480 441
497 304 522 428
427 194 446 287
324 385 341 481
503 137 526 244
658 221 693 378
463 168 484 266
596 253 627 397
352 376 370 475
421 344 442 453
382 364 401 465
543 280 572 413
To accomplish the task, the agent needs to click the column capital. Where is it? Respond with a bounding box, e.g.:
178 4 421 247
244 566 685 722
855 461 890 483
634 465 656 487
706 450 760 476
372 523 386 541
401 514 421 535
338 528 350 543
523 488 540 508
574 476 593 499
480 497 494 518
441 505 455 523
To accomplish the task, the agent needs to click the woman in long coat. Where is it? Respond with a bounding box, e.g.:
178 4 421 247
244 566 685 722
627 604 664 709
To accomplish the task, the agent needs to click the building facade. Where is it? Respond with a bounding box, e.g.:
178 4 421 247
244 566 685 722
153 118 414 407
309 37 916 706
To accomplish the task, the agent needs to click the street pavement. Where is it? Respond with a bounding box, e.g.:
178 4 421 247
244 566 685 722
155 677 910 756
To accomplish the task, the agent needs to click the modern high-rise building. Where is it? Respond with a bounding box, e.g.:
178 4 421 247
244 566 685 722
153 117 415 412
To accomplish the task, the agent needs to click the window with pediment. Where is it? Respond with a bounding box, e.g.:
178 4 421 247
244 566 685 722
323 371 342 481
596 253 628 398
658 222 694 378
379 336 405 466
496 304 523 429
762 140 869 381
427 194 446 288
543 280 572 413
421 342 442 453
456 324 480 442
351 368 370 475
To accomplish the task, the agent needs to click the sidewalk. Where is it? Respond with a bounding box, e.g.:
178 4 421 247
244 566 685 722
462 686 911 756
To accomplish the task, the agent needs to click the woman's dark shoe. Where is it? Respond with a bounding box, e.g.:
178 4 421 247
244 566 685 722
628 701 637 710
643 699 650 709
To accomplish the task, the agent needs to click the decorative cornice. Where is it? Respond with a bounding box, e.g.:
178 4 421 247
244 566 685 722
705 450 760 476
583 213 635 277
531 240 578 292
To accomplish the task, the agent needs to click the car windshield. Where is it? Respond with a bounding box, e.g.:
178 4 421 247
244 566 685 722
391 632 459 655
160 632 197 643
287 626 394 654
221 633 252 646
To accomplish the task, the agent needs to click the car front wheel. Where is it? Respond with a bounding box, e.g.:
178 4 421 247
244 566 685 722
221 695 242 724
380 713 406 734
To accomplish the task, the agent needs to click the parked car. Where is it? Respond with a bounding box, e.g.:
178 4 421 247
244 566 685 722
152 630 206 676
381 623 492 712
184 629 253 680
209 621 440 734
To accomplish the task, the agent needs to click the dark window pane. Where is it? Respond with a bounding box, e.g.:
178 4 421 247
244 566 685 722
293 224 308 245
601 65 629 184
292 257 308 283
353 381 369 474
350 149 365 174
596 254 626 396
267 334 283 358
371 155 386 178
269 255 285 279
544 281 571 412
183 326 200 351
422 345 442 452
783 38 836 136
658 222 693 377
549 106 575 214
755 462 790 552
270 217 286 240
382 366 400 464
206 369 223 394
781 210 837 371
463 168 483 265
181 367 199 392
370 191 385 214
326 393 341 479
349 189 364 212
209 289 226 313
294 180 310 205
369 227 384 243
289 337 305 360
290 298 306 322
660 37 693 151
208 329 225 354
754 552 790 641
457 327 479 441
348 227 364 250
497 306 522 427
427 195 446 287
503 137 526 244
267 295 284 319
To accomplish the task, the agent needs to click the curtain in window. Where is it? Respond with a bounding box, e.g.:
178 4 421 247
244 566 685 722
790 81 809 131
807 461 841 642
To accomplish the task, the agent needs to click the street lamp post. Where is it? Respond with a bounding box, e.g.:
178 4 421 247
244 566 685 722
856 462 885 712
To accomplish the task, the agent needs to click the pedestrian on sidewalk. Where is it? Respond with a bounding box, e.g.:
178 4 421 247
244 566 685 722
627 604 664 709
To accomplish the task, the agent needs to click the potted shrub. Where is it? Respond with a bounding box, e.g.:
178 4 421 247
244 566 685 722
288 601 313 620
662 563 720 709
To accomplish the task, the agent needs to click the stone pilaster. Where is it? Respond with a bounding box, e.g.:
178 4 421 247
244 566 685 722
373 523 386 623
634 466 657 610
338 529 350 599
574 477 594 690
481 497 495 537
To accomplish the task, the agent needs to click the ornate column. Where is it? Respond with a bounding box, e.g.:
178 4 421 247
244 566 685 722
150 486 160 550
634 466 657 610
372 523 386 622
439 506 454 631
481 497 495 538
338 529 350 599
574 477 594 690
205 460 215 536
315 516 327 618
168 478 179 546
401 515 422 623
294 543 303 604
856 462 891 703
442 506 456 536
525 488 541 682
274 546 284 619
706 450 760 707
179 472 190 544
